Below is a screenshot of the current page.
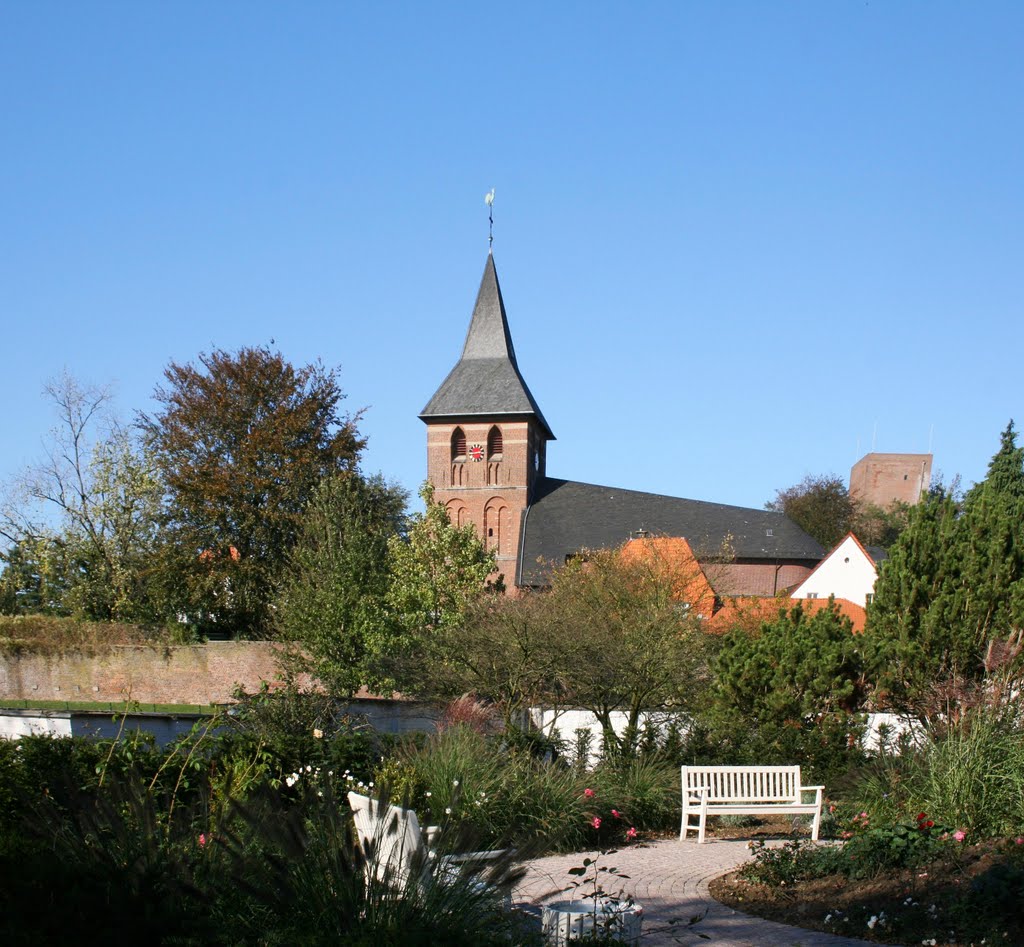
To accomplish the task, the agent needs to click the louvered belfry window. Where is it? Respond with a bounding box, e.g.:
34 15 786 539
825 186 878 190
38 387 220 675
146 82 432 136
488 425 503 459
452 427 467 460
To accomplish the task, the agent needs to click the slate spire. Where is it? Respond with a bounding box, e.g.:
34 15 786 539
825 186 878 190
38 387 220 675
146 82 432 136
420 256 554 439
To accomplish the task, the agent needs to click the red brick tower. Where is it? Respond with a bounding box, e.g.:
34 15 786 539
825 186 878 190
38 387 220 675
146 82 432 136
420 254 554 586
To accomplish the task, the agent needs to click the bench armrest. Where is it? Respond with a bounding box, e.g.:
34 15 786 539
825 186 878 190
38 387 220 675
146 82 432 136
425 825 441 848
444 848 506 863
801 785 825 791
685 785 710 796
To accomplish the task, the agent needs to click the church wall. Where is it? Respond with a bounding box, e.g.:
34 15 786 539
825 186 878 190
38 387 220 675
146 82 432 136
426 419 536 588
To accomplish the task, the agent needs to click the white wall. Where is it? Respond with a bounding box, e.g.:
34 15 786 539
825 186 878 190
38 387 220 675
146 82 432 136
791 535 877 606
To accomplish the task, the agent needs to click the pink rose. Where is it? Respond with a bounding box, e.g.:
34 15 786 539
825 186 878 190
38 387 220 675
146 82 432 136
584 788 595 799
198 833 207 847
1016 837 1024 845
591 817 601 830
953 830 966 842
626 826 637 840
611 809 621 819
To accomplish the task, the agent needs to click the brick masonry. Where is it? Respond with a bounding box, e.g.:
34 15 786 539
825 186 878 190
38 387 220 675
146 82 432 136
849 452 932 508
426 417 547 587
0 642 311 706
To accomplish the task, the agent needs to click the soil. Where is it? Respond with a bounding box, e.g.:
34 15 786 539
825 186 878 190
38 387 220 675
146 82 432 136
706 827 1022 947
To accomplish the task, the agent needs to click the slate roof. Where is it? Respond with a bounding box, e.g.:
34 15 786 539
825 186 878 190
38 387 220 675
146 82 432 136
517 478 825 586
420 255 554 439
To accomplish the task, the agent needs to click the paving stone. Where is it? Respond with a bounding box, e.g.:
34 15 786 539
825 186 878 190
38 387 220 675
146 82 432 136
514 837 894 946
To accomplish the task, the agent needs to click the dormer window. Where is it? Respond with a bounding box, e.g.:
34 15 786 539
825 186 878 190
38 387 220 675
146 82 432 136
451 427 467 462
487 425 503 461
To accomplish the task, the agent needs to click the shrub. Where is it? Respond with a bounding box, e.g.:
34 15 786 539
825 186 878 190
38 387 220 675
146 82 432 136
851 709 1024 838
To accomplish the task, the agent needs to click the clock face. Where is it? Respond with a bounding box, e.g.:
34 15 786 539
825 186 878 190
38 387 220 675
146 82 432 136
468 444 485 462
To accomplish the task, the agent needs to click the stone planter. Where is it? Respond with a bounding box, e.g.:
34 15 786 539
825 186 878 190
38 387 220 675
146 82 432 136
542 897 643 945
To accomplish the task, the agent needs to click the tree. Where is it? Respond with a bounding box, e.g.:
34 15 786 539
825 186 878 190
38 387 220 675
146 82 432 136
142 347 365 636
0 373 162 620
766 474 856 549
275 473 407 698
387 484 497 633
540 542 715 758
707 600 867 780
0 536 71 615
403 590 566 731
865 423 1024 706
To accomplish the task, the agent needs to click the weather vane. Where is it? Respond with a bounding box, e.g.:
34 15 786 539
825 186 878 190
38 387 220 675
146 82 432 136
485 188 495 253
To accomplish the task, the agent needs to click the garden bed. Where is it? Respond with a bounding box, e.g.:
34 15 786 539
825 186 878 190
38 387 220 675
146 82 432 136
709 839 1024 946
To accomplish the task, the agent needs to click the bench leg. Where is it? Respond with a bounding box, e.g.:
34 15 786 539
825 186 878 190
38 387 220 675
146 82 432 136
697 796 708 844
811 806 821 841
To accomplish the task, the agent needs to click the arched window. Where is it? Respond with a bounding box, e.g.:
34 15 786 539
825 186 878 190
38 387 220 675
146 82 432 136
451 427 467 462
487 425 503 461
484 497 509 555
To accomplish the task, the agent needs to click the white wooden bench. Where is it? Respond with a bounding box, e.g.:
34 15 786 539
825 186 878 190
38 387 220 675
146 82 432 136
679 765 823 844
347 791 507 895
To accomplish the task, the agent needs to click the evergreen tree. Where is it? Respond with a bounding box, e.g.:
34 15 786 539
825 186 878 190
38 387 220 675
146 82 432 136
707 600 866 780
865 422 1024 706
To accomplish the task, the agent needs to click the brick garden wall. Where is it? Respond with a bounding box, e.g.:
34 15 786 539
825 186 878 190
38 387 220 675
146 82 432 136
0 641 311 706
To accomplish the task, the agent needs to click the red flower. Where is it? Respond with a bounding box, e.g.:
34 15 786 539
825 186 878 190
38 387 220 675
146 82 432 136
626 826 637 840
592 817 602 830
611 809 621 819
916 812 927 822
583 788 595 799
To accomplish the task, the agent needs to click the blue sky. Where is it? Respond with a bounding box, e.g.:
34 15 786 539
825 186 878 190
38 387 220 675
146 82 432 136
2 1 1021 514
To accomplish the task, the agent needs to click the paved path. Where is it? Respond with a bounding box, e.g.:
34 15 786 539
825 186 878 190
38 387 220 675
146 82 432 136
514 837 893 946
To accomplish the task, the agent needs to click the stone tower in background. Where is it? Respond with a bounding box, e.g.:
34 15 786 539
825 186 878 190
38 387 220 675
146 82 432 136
849 452 932 508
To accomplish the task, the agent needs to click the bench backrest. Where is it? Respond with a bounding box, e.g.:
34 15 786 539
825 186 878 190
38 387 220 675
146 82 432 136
681 765 802 803
347 791 427 886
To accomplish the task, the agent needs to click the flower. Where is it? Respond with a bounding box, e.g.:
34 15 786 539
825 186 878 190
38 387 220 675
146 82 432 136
867 915 879 929
917 812 927 822
591 817 602 830
1016 837 1023 845
425 791 432 797
312 728 323 739
626 826 637 840
445 807 452 815
953 829 966 842
611 809 621 819
584 788 595 798
452 780 460 787
198 833 207 847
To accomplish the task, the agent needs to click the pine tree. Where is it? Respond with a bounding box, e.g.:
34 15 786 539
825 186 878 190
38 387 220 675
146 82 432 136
865 422 1024 705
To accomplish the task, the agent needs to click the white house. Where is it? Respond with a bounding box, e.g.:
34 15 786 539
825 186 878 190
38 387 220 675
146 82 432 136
789 532 883 607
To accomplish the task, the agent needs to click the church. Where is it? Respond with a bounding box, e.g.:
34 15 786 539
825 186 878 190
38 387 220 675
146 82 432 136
420 254 824 597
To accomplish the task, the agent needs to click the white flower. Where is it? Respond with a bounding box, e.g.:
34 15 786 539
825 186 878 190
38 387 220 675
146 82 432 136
306 765 312 773
824 915 832 924
867 916 879 930
445 807 452 815
368 782 374 788
453 780 460 787
425 791 432 797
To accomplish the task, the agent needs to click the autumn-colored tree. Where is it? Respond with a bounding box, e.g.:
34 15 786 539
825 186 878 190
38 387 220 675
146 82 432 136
142 347 364 636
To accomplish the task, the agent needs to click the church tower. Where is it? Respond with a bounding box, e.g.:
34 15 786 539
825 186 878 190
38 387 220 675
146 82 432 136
420 255 554 584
